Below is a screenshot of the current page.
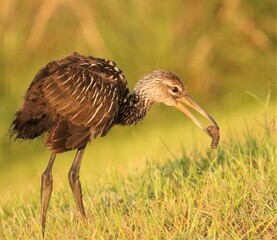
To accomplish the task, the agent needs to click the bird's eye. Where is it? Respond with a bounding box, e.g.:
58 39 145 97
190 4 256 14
171 86 179 93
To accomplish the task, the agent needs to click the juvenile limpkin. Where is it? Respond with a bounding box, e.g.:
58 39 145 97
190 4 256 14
11 52 219 235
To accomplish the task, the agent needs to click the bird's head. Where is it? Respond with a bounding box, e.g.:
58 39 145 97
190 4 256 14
134 70 219 140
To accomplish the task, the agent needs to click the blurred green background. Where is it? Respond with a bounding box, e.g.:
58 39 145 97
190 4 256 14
0 0 276 203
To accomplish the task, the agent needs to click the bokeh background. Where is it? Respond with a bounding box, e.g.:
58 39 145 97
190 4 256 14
0 0 276 203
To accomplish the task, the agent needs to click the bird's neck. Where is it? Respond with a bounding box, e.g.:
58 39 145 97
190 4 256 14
115 87 155 126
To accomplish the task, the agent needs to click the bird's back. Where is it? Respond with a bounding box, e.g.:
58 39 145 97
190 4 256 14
11 53 129 153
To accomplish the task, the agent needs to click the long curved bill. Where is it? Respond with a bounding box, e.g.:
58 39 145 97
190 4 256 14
175 95 219 137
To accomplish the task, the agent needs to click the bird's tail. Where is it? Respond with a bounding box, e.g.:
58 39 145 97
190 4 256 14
10 110 52 140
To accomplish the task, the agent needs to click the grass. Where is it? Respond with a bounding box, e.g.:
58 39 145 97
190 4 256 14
1 1 276 238
1 126 276 239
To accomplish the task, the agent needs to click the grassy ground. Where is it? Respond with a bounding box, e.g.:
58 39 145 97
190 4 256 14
1 1 276 238
1 122 276 239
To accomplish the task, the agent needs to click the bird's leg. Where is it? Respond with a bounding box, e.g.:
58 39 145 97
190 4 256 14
41 152 56 237
68 145 87 218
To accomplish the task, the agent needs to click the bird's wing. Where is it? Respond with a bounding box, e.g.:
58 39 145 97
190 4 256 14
42 54 128 136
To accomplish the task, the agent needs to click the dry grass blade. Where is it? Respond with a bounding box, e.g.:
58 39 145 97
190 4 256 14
27 0 109 55
27 0 60 49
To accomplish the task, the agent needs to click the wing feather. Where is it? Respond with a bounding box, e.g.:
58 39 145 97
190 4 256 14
42 53 128 137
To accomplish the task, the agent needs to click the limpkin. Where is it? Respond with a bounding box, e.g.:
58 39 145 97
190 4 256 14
11 52 219 235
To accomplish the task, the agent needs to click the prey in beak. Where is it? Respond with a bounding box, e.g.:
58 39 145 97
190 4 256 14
175 95 220 149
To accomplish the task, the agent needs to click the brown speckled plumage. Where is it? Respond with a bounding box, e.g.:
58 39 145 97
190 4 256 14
11 53 186 153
